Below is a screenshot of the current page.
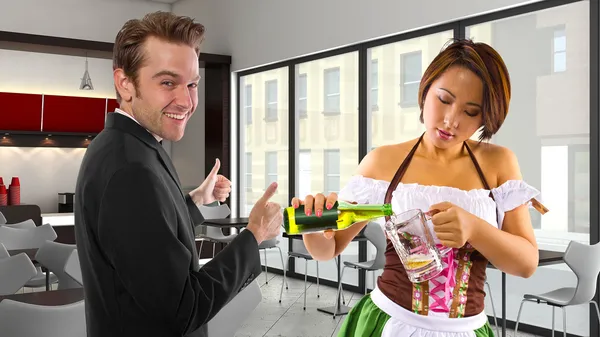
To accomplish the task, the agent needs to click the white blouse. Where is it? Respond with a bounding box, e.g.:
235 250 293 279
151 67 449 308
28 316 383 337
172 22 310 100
338 175 541 233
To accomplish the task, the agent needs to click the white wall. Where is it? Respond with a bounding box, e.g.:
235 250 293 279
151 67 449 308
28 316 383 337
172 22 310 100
173 0 545 71
0 0 169 42
0 0 172 213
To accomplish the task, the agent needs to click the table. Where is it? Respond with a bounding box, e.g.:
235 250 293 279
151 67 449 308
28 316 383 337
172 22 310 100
283 232 368 317
0 288 84 305
491 250 565 337
7 248 51 291
202 217 249 229
7 248 38 262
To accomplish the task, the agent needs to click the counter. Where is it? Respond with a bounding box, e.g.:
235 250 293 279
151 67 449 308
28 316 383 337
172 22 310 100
41 212 74 227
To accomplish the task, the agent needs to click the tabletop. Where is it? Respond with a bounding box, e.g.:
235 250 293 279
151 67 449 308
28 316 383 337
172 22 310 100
202 217 249 228
7 248 38 263
0 288 84 306
537 250 565 266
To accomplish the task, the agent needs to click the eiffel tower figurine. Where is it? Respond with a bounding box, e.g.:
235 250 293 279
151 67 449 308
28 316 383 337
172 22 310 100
80 55 94 90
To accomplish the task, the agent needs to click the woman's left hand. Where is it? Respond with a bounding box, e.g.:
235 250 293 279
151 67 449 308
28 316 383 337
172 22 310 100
429 202 477 249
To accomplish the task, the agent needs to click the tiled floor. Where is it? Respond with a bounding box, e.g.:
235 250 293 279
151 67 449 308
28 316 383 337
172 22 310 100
236 273 540 337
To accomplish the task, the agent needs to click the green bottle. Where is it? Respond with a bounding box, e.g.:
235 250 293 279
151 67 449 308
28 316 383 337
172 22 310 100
282 201 393 235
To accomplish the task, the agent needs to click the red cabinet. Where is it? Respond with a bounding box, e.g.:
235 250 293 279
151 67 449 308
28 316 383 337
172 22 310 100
0 92 43 131
106 99 119 114
1 92 116 134
42 95 107 133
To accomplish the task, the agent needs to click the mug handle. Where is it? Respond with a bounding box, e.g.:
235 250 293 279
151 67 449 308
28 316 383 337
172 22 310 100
423 209 452 256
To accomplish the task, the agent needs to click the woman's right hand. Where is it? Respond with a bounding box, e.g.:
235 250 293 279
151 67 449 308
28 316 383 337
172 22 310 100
291 192 338 239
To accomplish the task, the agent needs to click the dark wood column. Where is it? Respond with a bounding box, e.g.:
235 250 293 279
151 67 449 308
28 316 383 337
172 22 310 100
197 60 232 259
203 63 231 211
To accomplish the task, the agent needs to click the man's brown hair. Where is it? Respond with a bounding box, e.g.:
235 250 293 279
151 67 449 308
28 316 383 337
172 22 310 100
418 39 511 141
113 11 205 103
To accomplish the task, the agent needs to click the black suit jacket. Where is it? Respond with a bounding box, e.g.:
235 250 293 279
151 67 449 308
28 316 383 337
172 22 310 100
74 113 262 337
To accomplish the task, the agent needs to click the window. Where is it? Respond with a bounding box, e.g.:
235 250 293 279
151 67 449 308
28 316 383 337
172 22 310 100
298 150 311 199
265 151 277 188
371 59 379 110
400 51 422 107
368 31 453 149
239 67 289 220
239 68 289 275
297 74 307 118
467 3 590 335
467 1 589 249
323 67 340 114
265 80 278 121
569 145 589 234
245 153 252 192
294 53 359 286
553 28 566 73
324 149 340 194
244 85 252 124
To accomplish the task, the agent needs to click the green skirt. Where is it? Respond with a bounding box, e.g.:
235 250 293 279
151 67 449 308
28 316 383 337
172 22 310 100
337 294 495 337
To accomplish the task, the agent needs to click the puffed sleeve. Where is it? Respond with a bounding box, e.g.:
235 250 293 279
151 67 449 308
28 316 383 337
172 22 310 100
491 179 544 229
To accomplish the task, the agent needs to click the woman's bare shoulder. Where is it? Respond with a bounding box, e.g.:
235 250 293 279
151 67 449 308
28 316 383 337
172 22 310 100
467 140 522 185
357 139 418 181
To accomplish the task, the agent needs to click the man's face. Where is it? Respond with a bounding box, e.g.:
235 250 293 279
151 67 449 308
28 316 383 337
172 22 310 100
127 36 200 142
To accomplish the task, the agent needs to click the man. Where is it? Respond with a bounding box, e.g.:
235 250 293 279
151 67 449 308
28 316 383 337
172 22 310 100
74 11 282 337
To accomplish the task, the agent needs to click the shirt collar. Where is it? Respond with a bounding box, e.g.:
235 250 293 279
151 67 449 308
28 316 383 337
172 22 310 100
113 108 162 142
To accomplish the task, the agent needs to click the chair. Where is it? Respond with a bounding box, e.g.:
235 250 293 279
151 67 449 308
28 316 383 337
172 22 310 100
485 279 500 337
0 250 38 296
0 211 6 224
196 203 237 257
258 238 285 284
514 241 600 336
0 243 8 259
0 224 57 250
207 280 262 337
336 222 386 307
35 241 80 290
279 242 320 310
64 250 83 286
0 299 86 337
0 224 59 289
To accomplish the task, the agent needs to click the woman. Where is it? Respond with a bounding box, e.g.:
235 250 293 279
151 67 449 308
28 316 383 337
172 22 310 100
292 39 546 336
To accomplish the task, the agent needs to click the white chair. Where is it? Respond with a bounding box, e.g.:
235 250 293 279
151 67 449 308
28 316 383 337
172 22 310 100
279 242 320 310
0 299 86 337
207 280 262 337
64 250 83 286
258 238 285 284
0 224 59 289
196 203 237 257
0 243 8 259
0 251 37 296
337 222 386 304
485 279 500 337
515 241 600 336
35 241 80 290
0 224 57 250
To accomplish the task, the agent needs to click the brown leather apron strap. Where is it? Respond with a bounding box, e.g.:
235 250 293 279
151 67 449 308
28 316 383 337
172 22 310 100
383 134 424 222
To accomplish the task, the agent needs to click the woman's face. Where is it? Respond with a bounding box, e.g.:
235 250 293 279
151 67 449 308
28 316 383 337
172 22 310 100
422 66 484 149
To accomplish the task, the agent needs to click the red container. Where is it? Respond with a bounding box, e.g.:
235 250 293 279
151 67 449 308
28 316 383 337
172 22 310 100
8 177 20 205
0 184 6 206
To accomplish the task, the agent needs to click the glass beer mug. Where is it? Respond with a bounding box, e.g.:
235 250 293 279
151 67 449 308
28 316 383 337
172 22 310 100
384 209 451 283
